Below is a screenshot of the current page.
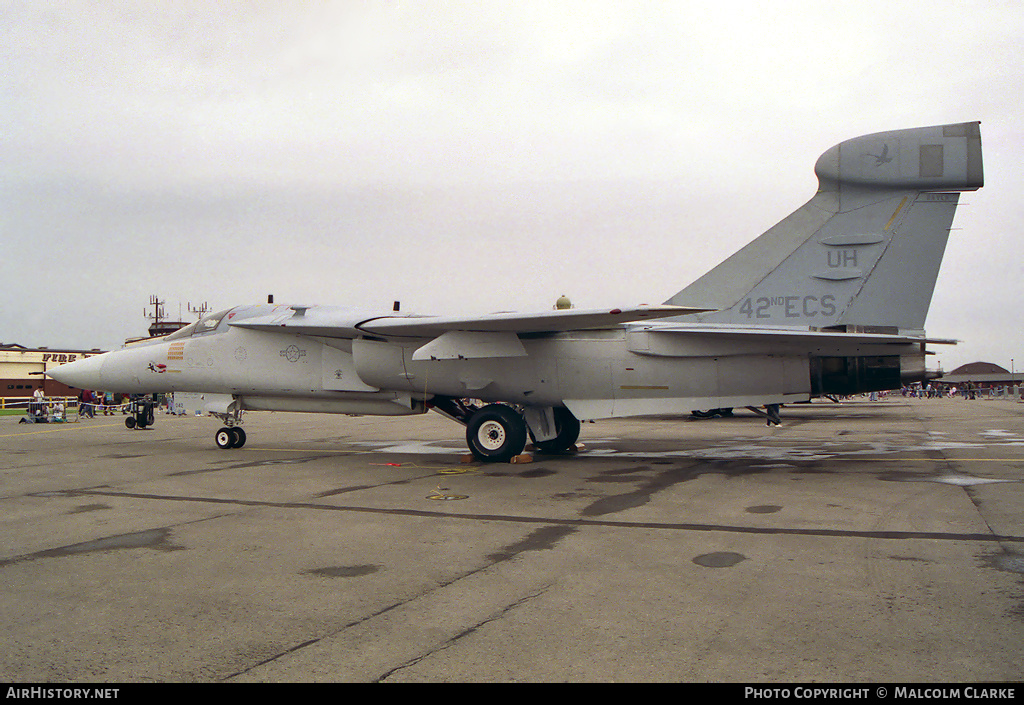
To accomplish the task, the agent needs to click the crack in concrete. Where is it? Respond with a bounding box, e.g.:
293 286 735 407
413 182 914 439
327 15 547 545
223 525 572 681
23 487 1024 544
375 584 553 682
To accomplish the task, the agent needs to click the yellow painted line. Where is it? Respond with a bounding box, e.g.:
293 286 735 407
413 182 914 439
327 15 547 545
860 458 1024 463
250 447 360 455
0 422 123 438
884 196 908 231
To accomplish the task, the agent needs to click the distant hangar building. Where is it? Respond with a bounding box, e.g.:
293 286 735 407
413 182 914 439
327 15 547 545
2 296 200 400
1 344 106 398
939 362 1023 390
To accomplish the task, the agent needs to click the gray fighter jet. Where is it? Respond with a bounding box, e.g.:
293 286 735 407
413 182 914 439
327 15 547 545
49 121 984 462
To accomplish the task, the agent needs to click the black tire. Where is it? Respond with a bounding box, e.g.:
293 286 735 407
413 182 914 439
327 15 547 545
531 407 581 454
691 409 717 418
215 427 235 449
125 416 136 429
466 404 527 463
230 427 246 449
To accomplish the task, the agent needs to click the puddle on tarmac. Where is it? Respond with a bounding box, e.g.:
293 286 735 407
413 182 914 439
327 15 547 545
693 551 747 568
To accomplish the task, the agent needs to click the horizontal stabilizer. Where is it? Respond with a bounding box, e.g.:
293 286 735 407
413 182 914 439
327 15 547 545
625 323 950 359
639 323 950 344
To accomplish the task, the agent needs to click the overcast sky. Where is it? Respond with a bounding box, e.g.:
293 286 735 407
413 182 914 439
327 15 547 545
2 1 1022 373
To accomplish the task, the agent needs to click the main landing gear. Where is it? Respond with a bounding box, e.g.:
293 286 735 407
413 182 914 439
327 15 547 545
462 403 581 463
466 404 527 463
690 407 733 419
528 406 581 456
430 397 581 463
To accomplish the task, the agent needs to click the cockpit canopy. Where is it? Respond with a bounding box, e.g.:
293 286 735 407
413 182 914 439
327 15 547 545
164 309 232 341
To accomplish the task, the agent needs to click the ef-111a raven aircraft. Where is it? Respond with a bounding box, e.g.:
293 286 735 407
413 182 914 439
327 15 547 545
50 121 984 462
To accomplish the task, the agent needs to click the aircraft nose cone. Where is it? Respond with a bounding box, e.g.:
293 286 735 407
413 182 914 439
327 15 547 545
48 354 106 389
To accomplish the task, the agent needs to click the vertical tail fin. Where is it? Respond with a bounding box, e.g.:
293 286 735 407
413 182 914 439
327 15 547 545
665 122 983 332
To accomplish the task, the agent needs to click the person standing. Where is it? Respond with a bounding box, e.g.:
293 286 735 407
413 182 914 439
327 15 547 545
81 389 94 418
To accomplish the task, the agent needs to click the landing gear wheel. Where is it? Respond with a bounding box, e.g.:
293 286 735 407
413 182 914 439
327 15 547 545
466 404 527 463
230 427 246 449
215 427 235 449
691 408 733 419
531 407 581 454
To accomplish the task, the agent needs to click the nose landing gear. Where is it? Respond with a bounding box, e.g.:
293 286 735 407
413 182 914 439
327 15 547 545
215 426 247 449
212 401 246 449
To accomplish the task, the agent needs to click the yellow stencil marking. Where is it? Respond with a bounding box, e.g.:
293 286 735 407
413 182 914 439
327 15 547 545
884 197 908 231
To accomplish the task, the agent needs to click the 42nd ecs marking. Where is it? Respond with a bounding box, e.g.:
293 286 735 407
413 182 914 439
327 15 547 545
739 294 838 320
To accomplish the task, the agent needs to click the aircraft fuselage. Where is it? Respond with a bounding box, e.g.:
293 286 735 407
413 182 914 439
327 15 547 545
55 303 926 422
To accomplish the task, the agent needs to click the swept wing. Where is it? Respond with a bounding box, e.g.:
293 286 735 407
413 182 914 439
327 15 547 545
228 304 711 339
